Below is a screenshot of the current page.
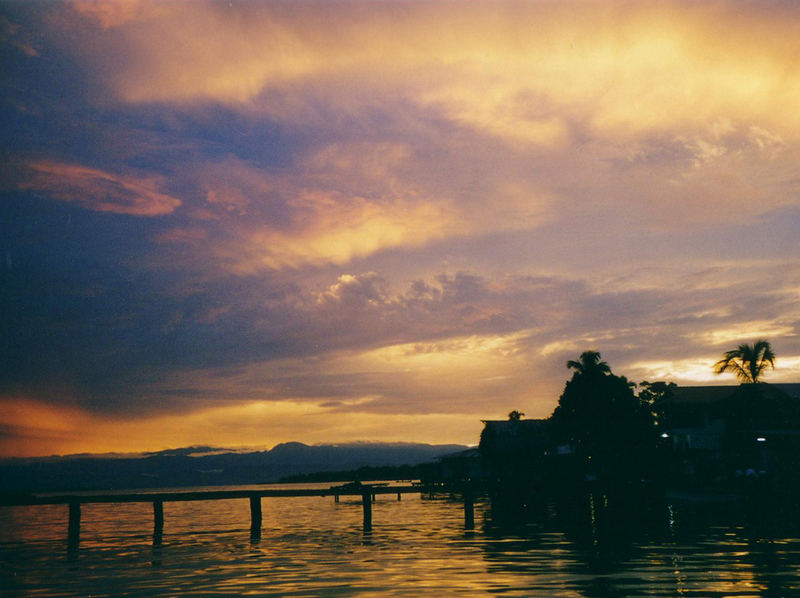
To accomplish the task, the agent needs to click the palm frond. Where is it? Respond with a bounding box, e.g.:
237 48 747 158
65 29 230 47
713 339 776 383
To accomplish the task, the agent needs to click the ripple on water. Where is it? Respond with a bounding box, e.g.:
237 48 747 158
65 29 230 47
3 491 800 596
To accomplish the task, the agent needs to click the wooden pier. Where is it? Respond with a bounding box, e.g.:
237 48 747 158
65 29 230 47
0 483 476 549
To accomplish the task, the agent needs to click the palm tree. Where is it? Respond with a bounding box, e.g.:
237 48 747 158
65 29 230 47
713 339 776 383
566 350 611 377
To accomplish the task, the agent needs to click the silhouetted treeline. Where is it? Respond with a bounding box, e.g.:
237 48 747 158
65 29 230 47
480 349 800 506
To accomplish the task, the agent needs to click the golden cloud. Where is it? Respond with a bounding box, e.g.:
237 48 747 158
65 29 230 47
224 192 456 271
21 160 181 216
689 322 797 346
180 142 554 271
70 1 800 141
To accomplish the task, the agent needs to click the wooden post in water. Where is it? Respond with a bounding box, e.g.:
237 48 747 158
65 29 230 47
397 492 402 501
67 501 81 551
463 486 474 530
249 494 262 539
334 494 340 503
152 500 164 545
361 491 372 531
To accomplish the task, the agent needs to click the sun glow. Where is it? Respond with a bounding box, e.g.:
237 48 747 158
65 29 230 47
0 397 480 458
359 333 528 373
627 359 722 384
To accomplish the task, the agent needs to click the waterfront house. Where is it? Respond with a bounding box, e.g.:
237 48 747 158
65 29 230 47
657 383 800 486
435 448 483 483
479 418 552 462
478 418 561 495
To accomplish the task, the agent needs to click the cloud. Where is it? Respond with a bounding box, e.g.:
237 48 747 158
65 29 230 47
162 146 553 272
70 0 150 29
54 0 800 232
0 14 39 56
4 256 800 455
93 264 800 407
230 192 454 271
20 160 181 216
64 1 800 141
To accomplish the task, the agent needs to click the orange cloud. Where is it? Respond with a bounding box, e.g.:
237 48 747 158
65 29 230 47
21 160 181 216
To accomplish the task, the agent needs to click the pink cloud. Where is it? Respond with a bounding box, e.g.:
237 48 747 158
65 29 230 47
70 0 150 29
22 160 181 216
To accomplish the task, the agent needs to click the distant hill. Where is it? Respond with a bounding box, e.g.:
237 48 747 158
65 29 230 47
0 442 468 493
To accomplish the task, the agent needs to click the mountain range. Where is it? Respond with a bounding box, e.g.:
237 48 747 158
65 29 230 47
0 442 469 493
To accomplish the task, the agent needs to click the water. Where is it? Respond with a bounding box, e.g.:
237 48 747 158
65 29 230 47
2 484 800 597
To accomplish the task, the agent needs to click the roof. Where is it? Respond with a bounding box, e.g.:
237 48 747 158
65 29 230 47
436 448 481 461
660 385 738 405
660 383 800 406
773 383 800 399
660 383 800 429
479 419 552 455
481 419 548 430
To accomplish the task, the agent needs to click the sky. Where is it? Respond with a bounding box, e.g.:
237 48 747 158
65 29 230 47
2 0 800 458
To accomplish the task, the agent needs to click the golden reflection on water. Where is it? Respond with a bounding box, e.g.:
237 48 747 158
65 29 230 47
1 488 800 596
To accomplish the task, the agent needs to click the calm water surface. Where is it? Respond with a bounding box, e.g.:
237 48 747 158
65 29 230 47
2 484 800 597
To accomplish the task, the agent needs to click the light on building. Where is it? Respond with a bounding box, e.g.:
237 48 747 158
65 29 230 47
661 433 670 438
756 437 767 442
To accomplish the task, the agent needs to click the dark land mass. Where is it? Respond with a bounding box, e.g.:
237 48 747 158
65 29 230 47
0 442 468 493
279 463 427 483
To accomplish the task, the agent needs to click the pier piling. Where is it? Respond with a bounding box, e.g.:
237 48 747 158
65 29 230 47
463 488 474 530
249 494 262 539
361 491 372 531
67 501 81 550
152 500 164 545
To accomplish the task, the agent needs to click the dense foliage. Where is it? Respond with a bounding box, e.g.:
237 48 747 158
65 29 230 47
549 351 656 481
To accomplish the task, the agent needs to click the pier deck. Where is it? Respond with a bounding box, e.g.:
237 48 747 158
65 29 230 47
1 484 421 506
0 483 476 549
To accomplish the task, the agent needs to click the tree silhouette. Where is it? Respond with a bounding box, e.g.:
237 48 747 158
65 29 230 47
507 410 525 421
566 350 611 377
713 340 776 383
638 380 676 427
551 351 654 483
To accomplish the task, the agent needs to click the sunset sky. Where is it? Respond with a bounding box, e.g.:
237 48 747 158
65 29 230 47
2 0 800 457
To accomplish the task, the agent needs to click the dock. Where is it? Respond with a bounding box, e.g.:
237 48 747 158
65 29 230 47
0 483 477 551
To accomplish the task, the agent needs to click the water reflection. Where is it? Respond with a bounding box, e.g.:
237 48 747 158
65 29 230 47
2 486 800 596
480 489 800 597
